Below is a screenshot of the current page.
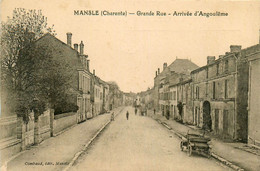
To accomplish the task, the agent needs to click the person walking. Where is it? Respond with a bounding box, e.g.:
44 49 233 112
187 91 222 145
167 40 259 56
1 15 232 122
177 101 183 123
154 108 156 115
135 108 137 115
111 112 114 121
126 111 129 120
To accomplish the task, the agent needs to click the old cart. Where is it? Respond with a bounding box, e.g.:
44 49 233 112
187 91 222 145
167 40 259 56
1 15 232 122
180 131 211 157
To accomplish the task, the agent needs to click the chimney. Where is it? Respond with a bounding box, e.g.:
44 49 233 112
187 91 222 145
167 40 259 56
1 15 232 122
86 59 89 71
80 41 84 55
155 71 157 77
207 56 215 65
230 45 241 53
163 63 167 70
158 68 160 74
66 32 72 46
93 69 95 76
219 55 224 59
73 43 78 51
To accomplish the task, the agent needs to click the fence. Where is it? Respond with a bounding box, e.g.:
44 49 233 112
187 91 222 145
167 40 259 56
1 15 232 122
0 109 78 164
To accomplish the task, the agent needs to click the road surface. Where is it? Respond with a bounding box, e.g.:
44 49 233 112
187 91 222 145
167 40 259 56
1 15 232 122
72 106 229 171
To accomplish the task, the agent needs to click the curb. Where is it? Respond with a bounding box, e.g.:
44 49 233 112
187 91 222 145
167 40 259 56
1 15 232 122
63 107 124 171
162 122 172 130
211 153 244 171
63 120 111 171
158 119 245 171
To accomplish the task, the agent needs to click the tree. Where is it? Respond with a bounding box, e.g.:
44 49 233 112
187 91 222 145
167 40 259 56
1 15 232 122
23 44 79 116
0 8 55 119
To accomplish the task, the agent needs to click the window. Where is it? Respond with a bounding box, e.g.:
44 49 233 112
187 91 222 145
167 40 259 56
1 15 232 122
213 82 216 99
216 63 219 76
173 91 176 100
196 86 200 99
224 79 228 99
225 60 229 72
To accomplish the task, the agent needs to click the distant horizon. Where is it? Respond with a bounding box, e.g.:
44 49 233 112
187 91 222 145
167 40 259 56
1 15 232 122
1 0 260 93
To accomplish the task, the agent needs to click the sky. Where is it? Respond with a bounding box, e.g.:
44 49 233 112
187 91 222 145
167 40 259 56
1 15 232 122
1 0 260 93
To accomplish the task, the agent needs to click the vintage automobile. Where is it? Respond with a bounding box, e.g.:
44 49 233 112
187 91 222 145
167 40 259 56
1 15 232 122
180 131 211 157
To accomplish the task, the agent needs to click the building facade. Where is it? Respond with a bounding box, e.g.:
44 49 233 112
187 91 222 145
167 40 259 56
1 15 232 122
247 45 260 147
155 59 199 117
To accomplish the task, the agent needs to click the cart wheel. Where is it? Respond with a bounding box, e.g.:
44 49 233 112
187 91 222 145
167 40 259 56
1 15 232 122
207 150 211 158
180 142 184 151
188 145 192 156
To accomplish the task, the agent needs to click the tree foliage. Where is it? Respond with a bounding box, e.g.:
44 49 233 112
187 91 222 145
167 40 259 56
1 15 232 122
24 44 79 116
1 8 55 119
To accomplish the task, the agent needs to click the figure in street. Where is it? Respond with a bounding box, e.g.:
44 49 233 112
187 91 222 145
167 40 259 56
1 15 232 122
177 101 183 122
111 112 114 121
135 108 137 115
154 108 156 115
126 111 129 120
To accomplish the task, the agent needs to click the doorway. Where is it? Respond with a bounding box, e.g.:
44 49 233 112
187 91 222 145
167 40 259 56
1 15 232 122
203 101 212 131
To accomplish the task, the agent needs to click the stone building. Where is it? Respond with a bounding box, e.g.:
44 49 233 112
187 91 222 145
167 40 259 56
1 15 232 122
168 83 178 119
190 45 258 141
247 44 260 147
0 32 93 161
177 79 193 124
92 72 103 116
101 81 110 113
32 32 92 123
155 59 199 116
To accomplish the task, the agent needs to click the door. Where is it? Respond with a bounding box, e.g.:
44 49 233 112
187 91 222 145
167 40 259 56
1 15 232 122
203 101 212 131
223 110 229 135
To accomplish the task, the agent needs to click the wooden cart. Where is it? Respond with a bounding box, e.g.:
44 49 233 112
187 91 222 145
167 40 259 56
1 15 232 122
180 132 211 157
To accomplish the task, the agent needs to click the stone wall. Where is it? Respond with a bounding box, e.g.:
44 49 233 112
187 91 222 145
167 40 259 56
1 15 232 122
36 110 51 144
0 116 21 164
53 112 77 136
248 51 260 147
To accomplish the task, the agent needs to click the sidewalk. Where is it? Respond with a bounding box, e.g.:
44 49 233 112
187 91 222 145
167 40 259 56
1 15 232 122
5 107 124 171
147 110 260 171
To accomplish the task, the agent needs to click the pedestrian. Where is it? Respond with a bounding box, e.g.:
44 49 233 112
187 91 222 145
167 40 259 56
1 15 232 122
135 108 137 115
154 108 156 115
177 101 183 123
111 112 114 121
126 111 129 120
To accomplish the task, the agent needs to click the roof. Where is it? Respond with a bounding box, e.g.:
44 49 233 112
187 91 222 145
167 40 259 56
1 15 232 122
158 59 199 77
36 33 80 54
35 33 89 72
167 59 199 74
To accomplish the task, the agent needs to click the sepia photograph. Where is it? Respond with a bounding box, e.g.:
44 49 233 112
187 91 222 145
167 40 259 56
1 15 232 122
0 0 260 170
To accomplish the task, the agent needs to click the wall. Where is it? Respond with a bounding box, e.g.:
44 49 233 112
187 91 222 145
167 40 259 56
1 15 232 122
248 54 260 147
53 112 77 135
235 50 249 141
0 116 21 163
37 110 51 143
210 101 235 138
